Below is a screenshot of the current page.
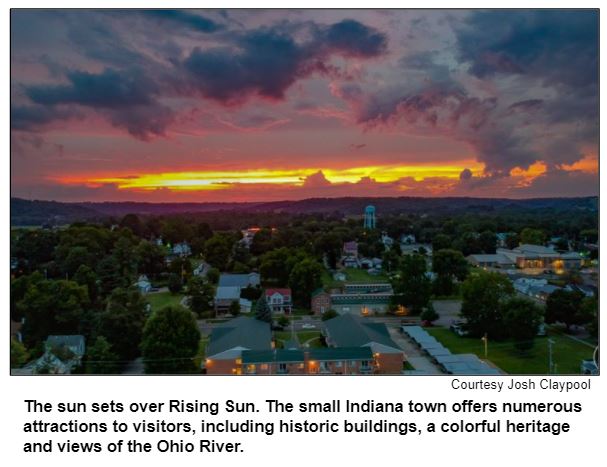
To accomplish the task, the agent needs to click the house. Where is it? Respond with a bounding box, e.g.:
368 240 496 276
528 284 562 301
343 241 358 257
193 261 211 277
172 242 192 257
134 274 152 294
323 314 405 374
24 335 86 374
214 286 242 314
218 273 260 289
264 288 292 314
493 244 583 273
214 273 261 314
467 253 516 269
400 234 416 245
343 257 360 268
319 282 393 316
205 317 272 375
333 271 347 281
381 232 394 248
311 289 332 314
512 277 547 295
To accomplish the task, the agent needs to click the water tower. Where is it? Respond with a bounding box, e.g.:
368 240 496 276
363 205 376 229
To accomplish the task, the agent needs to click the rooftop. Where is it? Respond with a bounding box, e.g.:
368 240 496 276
324 314 400 351
207 317 272 358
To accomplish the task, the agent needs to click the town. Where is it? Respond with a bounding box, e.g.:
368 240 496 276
10 198 598 376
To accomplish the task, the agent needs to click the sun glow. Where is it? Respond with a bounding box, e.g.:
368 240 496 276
55 163 484 192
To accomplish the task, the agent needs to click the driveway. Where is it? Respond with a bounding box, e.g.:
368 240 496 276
432 299 462 327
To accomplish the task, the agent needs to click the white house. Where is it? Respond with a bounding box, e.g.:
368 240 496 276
135 275 152 294
264 288 292 314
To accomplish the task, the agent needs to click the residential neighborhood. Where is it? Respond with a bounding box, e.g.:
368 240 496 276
10 200 599 376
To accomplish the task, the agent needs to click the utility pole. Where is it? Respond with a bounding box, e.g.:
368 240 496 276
481 333 488 359
548 338 555 374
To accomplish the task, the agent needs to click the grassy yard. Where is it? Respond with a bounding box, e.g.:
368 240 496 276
274 331 324 348
146 291 185 312
427 327 595 375
321 267 389 288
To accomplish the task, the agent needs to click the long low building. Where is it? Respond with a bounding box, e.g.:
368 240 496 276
240 347 375 375
468 244 583 273
311 282 393 316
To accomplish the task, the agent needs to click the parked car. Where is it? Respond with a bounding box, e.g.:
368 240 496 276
450 321 469 337
301 323 316 329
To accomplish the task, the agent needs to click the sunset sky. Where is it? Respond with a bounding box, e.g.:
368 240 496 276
11 9 598 202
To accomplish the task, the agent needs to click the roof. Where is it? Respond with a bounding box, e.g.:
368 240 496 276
242 349 304 364
207 317 272 358
330 293 391 305
311 288 329 298
324 314 400 351
218 273 260 288
215 286 241 300
46 335 85 349
468 254 514 264
265 288 291 297
309 347 373 361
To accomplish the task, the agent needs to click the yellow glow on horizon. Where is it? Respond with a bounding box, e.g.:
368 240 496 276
54 162 485 192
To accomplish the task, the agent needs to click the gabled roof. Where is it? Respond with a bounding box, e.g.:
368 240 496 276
324 314 401 352
218 273 260 288
207 317 272 358
215 286 241 300
265 288 291 297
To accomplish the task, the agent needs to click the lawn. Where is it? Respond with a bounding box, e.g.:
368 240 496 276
426 327 595 375
321 267 389 288
146 291 185 312
274 331 324 348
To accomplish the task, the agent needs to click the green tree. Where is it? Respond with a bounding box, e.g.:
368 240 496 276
134 240 166 277
73 265 99 304
321 309 339 321
420 303 439 324
520 228 546 245
187 276 214 316
97 256 126 298
10 338 29 368
545 289 586 331
503 297 544 353
19 279 91 347
97 288 147 360
392 254 431 314
168 273 182 294
85 336 119 374
432 249 468 296
460 272 514 339
141 305 201 374
288 258 323 307
432 234 451 251
204 234 232 270
229 300 241 317
255 296 272 323
206 268 220 284
478 231 497 254
315 232 342 269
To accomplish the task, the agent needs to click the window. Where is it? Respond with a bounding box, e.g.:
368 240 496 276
335 361 342 368
278 363 287 372
260 364 269 371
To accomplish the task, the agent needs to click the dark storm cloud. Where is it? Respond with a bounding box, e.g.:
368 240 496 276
182 20 387 104
27 68 157 108
456 10 598 88
141 10 223 33
11 105 79 131
321 19 388 57
24 68 174 139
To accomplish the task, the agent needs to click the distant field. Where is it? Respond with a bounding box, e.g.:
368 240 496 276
427 327 595 375
146 291 185 311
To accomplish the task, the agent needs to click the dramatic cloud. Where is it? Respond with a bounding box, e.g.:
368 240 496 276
10 10 598 201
